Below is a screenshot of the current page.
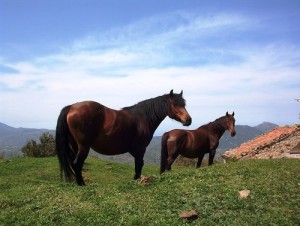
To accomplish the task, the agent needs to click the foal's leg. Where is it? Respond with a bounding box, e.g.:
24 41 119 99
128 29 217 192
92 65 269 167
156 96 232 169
208 149 216 165
73 145 89 185
196 153 205 168
166 153 180 171
164 138 181 172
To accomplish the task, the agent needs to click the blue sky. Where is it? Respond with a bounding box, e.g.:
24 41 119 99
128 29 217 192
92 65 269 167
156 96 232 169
0 0 299 134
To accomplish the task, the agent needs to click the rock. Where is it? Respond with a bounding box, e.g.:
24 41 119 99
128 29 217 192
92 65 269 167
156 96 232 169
223 125 300 160
239 190 250 199
139 176 155 186
179 209 198 220
290 141 300 153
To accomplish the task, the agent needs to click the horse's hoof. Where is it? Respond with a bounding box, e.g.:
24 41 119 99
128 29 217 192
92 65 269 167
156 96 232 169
77 180 86 186
133 175 140 180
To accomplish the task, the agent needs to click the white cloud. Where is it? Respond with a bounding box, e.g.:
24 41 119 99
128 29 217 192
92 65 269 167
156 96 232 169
0 11 299 131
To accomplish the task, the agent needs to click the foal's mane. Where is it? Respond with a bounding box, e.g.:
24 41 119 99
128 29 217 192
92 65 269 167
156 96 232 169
202 115 227 132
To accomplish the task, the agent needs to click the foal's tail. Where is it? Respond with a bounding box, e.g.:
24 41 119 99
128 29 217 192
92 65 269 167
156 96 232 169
56 105 75 182
160 132 169 174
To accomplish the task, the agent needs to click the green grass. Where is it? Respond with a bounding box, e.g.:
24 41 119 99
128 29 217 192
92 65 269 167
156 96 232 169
0 157 299 225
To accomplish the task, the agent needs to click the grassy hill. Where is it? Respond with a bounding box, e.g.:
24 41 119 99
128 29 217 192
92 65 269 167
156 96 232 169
1 157 299 225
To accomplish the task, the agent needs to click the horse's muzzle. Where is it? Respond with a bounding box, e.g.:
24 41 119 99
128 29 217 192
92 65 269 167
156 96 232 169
183 117 192 126
231 131 236 137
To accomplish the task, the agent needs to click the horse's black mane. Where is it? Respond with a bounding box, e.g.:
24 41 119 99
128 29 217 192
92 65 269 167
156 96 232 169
123 93 185 111
122 93 186 124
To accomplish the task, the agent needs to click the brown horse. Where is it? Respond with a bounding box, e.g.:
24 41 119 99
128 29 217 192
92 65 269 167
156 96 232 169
160 112 236 174
56 90 192 185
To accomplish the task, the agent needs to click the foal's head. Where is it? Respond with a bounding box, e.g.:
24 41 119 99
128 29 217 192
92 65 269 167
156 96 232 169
168 90 192 126
225 111 236 137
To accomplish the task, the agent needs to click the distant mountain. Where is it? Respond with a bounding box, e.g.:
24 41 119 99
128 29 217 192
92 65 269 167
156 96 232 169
0 121 278 163
0 122 54 157
254 122 278 133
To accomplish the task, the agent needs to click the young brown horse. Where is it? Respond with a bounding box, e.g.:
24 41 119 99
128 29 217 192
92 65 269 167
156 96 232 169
56 90 192 185
160 112 235 174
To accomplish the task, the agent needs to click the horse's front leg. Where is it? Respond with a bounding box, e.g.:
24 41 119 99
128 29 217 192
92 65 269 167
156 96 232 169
132 150 145 180
196 153 205 168
208 149 216 165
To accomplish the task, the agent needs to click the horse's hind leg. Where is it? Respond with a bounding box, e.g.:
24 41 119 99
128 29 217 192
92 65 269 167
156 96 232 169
166 153 179 171
165 141 180 171
73 145 89 185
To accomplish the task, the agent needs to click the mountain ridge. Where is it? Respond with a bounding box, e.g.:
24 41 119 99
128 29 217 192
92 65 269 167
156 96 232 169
0 121 278 161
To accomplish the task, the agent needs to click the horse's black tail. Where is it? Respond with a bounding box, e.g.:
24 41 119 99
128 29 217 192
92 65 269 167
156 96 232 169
56 105 75 182
160 132 169 174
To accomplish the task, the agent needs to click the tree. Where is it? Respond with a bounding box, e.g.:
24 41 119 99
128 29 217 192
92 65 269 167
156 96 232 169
21 132 56 157
38 132 56 157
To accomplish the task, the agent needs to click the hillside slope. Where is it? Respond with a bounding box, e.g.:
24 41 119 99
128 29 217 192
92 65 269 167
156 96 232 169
0 157 299 225
223 124 300 160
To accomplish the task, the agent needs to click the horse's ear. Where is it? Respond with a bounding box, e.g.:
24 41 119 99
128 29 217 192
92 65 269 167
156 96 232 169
226 111 229 116
232 111 235 116
180 90 183 97
170 89 174 98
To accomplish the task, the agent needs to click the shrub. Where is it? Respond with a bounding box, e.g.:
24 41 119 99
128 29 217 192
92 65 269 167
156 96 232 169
21 132 55 157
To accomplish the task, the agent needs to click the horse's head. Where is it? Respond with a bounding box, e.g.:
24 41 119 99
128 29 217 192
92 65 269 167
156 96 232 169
225 111 236 137
168 90 192 126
